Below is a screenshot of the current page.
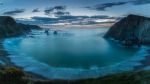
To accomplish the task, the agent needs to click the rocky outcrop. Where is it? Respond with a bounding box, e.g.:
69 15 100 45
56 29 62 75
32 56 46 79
0 16 41 38
104 14 150 45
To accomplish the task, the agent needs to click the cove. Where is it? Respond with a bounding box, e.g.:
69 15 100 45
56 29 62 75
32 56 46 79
3 27 140 79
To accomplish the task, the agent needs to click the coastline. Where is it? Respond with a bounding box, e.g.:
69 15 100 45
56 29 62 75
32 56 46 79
0 27 150 81
0 39 48 80
0 31 150 84
2 35 150 80
0 39 13 66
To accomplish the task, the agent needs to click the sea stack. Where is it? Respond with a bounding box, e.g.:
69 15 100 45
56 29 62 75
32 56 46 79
104 14 150 45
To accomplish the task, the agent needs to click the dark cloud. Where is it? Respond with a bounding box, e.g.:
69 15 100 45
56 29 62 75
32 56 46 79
86 2 128 11
132 0 150 5
30 15 118 25
44 5 70 17
31 16 58 24
0 2 3 5
32 15 117 21
32 16 57 21
86 0 150 11
32 8 40 12
54 11 70 17
54 6 66 11
44 7 54 15
3 9 25 15
58 16 89 21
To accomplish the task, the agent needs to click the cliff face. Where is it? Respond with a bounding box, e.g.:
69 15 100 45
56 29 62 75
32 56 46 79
104 14 150 44
0 16 40 38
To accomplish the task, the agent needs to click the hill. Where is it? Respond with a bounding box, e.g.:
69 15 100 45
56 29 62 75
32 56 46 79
104 14 150 45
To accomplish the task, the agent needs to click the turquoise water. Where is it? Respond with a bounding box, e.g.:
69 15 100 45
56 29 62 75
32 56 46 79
4 27 139 69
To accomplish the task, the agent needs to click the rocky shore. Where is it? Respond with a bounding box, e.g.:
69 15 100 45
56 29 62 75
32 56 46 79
0 16 40 38
0 16 45 83
104 14 150 46
0 15 150 84
0 16 41 67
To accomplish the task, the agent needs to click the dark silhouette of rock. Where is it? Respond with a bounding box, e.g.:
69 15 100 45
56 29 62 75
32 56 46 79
0 16 41 38
44 29 49 36
53 31 58 35
0 16 16 26
104 14 150 45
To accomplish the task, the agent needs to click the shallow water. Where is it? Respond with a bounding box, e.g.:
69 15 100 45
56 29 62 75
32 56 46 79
4 27 139 69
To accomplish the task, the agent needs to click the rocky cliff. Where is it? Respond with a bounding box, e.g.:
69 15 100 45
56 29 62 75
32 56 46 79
0 16 40 38
104 14 150 45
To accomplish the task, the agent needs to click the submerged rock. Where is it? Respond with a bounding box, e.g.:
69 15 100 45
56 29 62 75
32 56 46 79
0 16 41 38
104 14 150 45
53 31 58 35
44 29 49 36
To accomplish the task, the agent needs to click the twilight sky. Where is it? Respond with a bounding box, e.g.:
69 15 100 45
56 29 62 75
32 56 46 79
0 0 150 25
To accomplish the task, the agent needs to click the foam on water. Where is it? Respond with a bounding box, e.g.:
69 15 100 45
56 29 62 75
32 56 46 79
3 37 148 80
0 60 5 65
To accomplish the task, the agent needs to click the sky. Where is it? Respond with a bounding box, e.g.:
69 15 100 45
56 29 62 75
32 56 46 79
0 0 150 25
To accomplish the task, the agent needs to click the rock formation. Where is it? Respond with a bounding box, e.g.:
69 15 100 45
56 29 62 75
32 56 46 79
104 14 150 45
0 16 40 38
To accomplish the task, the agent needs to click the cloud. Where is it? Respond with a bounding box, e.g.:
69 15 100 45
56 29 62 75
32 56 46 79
32 8 40 12
54 6 66 11
44 7 54 15
54 11 70 17
29 15 119 25
3 9 25 15
30 16 58 24
32 16 57 21
32 15 118 22
44 5 70 17
58 16 89 20
86 2 128 11
132 0 150 5
86 0 150 11
90 15 117 19
0 2 3 5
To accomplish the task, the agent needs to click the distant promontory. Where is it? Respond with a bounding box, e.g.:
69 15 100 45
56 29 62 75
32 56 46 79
0 16 41 38
104 14 150 45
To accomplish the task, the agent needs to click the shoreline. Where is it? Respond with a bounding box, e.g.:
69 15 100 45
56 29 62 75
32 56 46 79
2 36 150 80
0 30 150 81
0 39 48 80
0 39 15 66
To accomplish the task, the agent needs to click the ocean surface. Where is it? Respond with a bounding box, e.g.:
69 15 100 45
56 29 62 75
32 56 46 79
3 27 140 79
